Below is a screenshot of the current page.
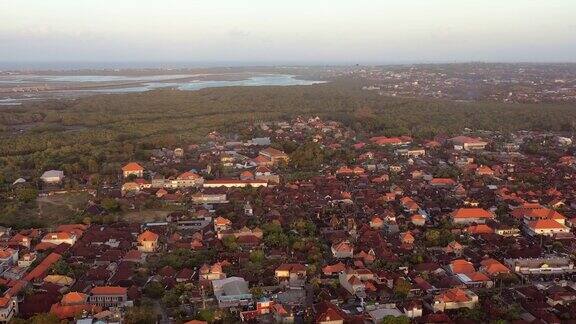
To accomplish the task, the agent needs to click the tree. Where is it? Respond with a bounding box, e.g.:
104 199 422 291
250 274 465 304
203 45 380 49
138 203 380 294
15 186 38 203
393 278 411 299
11 313 61 324
124 306 156 324
144 281 165 299
101 198 120 212
50 260 73 277
290 142 324 171
250 286 264 299
197 308 216 322
249 250 265 264
222 235 238 251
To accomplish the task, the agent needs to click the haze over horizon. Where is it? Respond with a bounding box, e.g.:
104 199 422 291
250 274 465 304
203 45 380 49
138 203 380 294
1 0 576 68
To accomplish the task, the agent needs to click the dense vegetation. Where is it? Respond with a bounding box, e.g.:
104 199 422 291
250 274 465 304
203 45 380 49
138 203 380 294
1 82 576 182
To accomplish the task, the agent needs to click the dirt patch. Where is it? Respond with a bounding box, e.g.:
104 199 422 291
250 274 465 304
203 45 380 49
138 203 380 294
122 209 170 223
36 192 91 225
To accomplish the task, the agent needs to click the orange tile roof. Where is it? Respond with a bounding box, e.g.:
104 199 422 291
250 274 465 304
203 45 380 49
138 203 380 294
524 208 565 220
436 288 471 303
450 259 475 274
323 262 346 274
467 272 490 282
50 303 101 320
122 162 144 172
137 230 159 242
451 208 494 219
90 286 127 295
214 216 232 226
529 219 568 230
465 224 494 234
411 214 426 221
24 252 62 282
0 297 10 308
61 292 87 305
370 216 384 224
480 258 510 276
43 232 74 240
430 178 456 185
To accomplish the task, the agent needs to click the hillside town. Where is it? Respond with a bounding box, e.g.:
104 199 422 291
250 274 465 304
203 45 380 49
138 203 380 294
3 116 576 323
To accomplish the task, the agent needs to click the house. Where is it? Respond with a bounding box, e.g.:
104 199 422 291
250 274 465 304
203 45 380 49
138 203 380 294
338 267 375 297
400 231 415 245
314 301 346 324
50 292 101 320
24 252 62 282
525 219 570 237
0 295 18 322
450 208 495 224
121 182 140 195
239 171 254 181
449 136 488 150
430 178 456 187
322 262 346 277
479 258 510 277
367 304 403 323
444 241 464 255
259 147 289 165
504 257 575 276
275 263 307 287
17 252 37 268
121 162 144 178
191 192 227 204
475 165 495 176
41 232 77 246
40 170 64 184
400 197 420 213
494 225 520 237
403 300 423 318
137 230 159 253
370 136 412 146
465 224 494 235
88 286 129 308
212 277 252 308
174 147 184 157
214 217 232 232
331 241 354 258
431 288 478 312
0 248 18 274
411 214 426 226
370 216 384 229
203 179 268 188
172 171 203 188
199 262 226 281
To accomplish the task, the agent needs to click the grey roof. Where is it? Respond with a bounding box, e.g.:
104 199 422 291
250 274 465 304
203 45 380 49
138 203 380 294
41 170 64 179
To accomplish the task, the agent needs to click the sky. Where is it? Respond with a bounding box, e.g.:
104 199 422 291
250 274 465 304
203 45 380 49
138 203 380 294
1 0 576 66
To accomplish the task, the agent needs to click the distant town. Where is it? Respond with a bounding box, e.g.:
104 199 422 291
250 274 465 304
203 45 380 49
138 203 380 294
330 63 576 104
1 115 576 323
